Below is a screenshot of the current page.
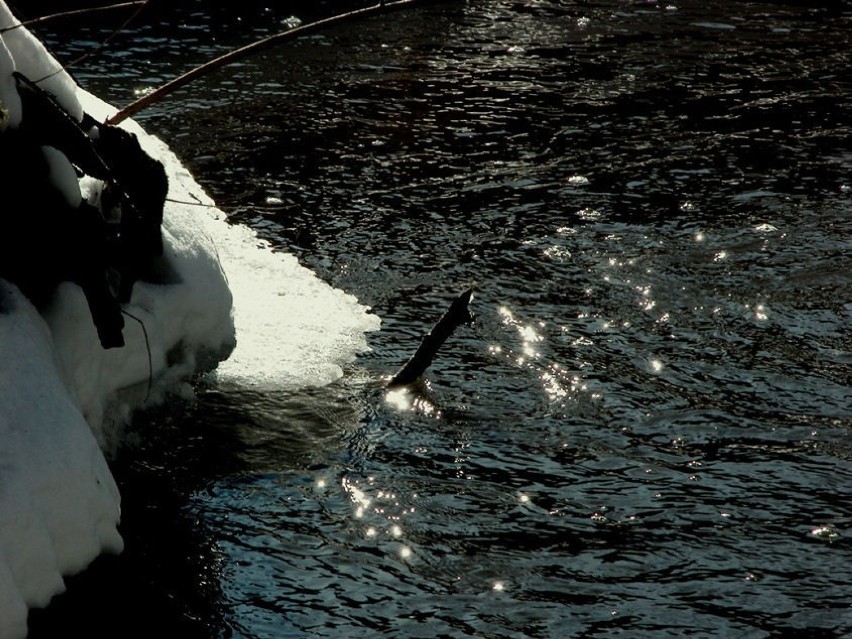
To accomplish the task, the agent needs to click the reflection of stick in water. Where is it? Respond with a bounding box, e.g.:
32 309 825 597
388 288 475 388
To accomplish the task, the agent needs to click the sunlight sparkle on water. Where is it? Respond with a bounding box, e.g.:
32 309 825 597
754 223 779 233
578 208 603 221
342 476 372 513
500 306 545 359
543 245 572 262
519 324 543 344
132 85 155 98
641 298 657 312
385 387 412 411
541 371 568 401
385 387 439 416
809 525 839 541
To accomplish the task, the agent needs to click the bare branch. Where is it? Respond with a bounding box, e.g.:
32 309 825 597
0 2 147 34
64 0 152 69
106 0 429 125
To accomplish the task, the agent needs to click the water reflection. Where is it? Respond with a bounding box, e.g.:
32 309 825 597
384 384 440 417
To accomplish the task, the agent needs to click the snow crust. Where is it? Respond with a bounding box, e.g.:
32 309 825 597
0 4 379 636
122 116 382 393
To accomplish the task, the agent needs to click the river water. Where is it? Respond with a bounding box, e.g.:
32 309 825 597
28 1 851 637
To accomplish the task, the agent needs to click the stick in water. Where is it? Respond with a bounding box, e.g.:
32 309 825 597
388 288 475 388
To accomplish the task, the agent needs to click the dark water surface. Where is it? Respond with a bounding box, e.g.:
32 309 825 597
29 1 851 637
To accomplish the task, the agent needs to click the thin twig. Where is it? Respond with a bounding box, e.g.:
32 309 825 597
64 0 152 69
165 197 298 212
0 2 146 34
120 309 153 399
106 0 429 125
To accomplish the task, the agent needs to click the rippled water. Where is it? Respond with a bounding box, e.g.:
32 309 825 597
28 1 851 637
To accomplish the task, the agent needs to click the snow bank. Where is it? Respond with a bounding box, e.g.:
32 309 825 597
0 4 379 636
116 113 382 393
0 284 124 638
0 8 233 634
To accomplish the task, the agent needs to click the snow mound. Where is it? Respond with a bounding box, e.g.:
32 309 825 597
0 4 379 636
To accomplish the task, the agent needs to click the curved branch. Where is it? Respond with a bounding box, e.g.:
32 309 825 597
106 0 431 125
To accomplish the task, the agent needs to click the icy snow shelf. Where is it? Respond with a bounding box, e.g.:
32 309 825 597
0 4 379 636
